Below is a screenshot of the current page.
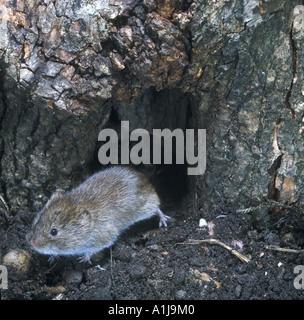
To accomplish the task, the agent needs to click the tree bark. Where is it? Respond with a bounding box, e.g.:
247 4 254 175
0 0 303 213
190 0 304 210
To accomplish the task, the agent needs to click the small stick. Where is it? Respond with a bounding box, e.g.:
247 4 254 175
265 245 304 254
110 247 118 298
0 194 10 220
0 194 9 212
236 199 292 214
176 238 251 263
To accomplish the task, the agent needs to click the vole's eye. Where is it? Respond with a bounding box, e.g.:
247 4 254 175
50 227 58 236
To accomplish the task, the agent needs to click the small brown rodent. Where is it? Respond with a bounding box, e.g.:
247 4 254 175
26 166 170 263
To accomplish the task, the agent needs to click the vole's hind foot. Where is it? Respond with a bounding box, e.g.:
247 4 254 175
78 253 92 264
48 255 62 264
48 255 56 264
157 209 170 228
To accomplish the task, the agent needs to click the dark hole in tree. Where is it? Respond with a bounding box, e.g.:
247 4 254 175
181 0 193 11
91 87 194 210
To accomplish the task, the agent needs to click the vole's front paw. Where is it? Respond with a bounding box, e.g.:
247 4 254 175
78 253 92 264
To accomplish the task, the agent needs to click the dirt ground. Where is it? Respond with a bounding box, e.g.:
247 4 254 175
1 194 304 300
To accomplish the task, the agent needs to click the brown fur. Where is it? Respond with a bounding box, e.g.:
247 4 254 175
27 166 169 262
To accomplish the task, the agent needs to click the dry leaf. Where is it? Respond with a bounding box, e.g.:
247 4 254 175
187 268 220 289
206 266 218 272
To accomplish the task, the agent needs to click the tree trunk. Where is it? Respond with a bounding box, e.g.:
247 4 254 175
0 0 303 214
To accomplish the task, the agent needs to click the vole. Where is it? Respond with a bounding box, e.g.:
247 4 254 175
26 166 170 263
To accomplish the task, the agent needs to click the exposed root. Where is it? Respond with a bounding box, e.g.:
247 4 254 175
0 194 10 220
236 199 292 214
265 245 304 254
176 238 251 263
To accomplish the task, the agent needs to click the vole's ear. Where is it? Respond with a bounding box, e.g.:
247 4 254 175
50 190 64 201
79 210 92 228
45 190 64 208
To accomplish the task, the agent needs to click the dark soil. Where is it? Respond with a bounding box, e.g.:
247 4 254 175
1 197 304 300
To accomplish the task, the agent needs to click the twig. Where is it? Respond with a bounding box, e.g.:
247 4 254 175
0 194 10 220
265 245 304 254
176 238 251 263
236 205 264 214
110 247 118 298
236 199 292 214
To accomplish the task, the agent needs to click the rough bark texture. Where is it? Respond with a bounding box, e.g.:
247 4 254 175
0 0 304 214
190 0 304 210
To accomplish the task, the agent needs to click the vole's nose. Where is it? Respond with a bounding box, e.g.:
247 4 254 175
29 237 44 248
